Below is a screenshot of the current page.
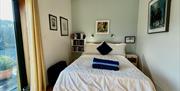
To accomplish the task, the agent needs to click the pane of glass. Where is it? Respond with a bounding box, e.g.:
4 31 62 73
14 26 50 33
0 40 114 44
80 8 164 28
0 0 18 90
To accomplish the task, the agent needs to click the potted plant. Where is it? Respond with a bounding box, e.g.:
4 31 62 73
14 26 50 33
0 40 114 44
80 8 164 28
0 56 16 80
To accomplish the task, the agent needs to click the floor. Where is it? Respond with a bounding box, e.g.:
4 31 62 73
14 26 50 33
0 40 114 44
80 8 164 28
47 85 53 91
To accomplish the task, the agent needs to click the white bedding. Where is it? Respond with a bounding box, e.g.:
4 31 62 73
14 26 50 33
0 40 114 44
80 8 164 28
53 54 156 91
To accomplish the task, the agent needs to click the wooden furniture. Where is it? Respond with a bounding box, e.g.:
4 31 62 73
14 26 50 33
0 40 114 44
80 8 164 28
71 33 85 52
70 33 86 62
71 39 85 52
126 54 138 67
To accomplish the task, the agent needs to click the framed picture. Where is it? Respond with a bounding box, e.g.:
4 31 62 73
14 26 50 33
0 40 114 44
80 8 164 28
96 20 109 34
49 14 57 31
148 0 171 34
125 36 136 44
60 17 69 36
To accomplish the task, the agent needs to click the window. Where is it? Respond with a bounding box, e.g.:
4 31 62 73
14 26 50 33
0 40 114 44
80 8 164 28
0 0 28 90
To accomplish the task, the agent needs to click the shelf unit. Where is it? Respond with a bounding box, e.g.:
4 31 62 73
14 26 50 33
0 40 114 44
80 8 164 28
70 33 86 62
126 54 138 67
71 33 85 53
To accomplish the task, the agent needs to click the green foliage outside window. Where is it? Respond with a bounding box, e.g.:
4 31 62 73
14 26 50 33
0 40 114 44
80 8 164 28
0 56 16 71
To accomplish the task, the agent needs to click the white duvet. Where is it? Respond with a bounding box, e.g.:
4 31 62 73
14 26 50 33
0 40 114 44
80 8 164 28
53 54 156 91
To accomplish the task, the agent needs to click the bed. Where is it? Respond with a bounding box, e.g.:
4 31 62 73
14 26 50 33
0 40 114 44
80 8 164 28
53 42 156 91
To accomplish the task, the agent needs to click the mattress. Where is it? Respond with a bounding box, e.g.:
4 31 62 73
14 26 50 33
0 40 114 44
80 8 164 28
53 54 156 91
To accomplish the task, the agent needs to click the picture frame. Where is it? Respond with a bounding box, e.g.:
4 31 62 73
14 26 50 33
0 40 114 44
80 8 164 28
49 14 57 31
125 36 136 44
60 17 69 36
148 0 171 34
96 20 109 34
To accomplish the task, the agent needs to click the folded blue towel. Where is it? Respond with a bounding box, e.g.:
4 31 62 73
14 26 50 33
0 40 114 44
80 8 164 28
92 58 119 71
93 58 119 65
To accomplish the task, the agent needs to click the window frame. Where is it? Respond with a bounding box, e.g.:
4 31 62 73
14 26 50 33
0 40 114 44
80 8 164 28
12 0 28 90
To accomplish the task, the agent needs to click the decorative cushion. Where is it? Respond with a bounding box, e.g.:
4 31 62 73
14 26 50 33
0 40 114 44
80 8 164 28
97 42 112 55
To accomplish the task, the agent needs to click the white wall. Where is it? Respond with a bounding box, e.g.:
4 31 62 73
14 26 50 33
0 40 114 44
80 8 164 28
37 0 71 71
136 0 180 91
72 0 139 53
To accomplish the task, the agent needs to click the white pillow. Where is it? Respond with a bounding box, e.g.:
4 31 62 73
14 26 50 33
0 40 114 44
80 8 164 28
108 43 126 56
83 43 100 54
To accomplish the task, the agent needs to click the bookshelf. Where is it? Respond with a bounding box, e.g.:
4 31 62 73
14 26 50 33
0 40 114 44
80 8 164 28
71 39 85 52
71 33 86 53
70 33 86 62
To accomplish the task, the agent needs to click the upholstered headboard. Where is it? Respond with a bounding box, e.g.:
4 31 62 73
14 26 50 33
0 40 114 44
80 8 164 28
86 41 122 44
84 41 126 56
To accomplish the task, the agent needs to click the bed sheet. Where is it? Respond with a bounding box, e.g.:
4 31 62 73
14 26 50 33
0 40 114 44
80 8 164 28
53 54 156 91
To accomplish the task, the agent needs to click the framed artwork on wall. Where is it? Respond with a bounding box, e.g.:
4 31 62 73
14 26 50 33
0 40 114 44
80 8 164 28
96 20 109 34
148 0 171 34
125 36 136 44
49 14 57 31
60 17 69 36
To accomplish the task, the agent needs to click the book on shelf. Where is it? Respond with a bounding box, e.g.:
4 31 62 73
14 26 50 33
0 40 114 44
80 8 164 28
72 46 84 52
73 40 84 45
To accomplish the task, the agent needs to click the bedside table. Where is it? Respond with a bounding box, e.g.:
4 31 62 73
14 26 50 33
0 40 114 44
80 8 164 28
126 54 138 67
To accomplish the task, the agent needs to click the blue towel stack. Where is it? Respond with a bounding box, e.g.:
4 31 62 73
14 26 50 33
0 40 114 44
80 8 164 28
92 58 119 71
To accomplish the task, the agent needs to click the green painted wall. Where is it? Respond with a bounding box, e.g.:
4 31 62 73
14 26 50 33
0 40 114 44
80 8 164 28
136 0 180 91
72 0 139 53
